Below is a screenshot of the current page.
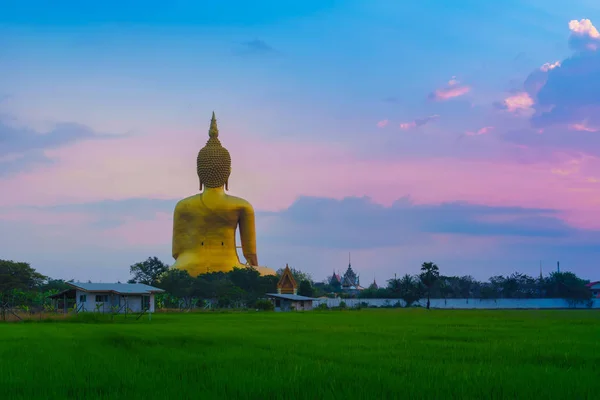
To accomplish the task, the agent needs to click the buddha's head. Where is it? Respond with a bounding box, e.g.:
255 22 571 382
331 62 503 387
196 112 232 190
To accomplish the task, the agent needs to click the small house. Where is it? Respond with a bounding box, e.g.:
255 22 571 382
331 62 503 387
266 264 315 311
587 281 600 298
49 282 164 313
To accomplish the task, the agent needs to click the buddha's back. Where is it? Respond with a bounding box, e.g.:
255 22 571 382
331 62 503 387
172 192 251 275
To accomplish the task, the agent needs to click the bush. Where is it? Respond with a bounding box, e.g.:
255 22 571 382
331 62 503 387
339 301 347 310
255 299 274 311
317 303 329 310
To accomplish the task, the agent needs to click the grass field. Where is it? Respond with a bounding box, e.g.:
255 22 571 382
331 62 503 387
1 309 599 399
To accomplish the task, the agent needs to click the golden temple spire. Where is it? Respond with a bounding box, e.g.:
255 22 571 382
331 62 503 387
209 111 219 138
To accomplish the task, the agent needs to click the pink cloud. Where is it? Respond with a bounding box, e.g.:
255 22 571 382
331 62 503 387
98 212 172 247
447 77 459 86
399 121 416 130
2 124 600 231
0 208 93 226
568 122 598 132
465 126 494 136
376 119 389 128
540 61 561 72
399 115 439 130
569 19 600 39
502 92 535 115
568 19 600 51
430 80 471 101
551 168 576 176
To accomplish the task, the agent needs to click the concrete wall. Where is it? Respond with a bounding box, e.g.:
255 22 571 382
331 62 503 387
313 297 600 309
272 299 314 311
292 300 313 311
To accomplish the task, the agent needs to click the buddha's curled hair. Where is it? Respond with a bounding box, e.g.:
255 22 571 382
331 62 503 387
197 112 231 189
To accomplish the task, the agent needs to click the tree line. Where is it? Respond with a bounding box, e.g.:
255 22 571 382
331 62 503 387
1 257 595 313
351 265 593 309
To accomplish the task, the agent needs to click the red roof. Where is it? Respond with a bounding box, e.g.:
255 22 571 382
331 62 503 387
585 281 599 287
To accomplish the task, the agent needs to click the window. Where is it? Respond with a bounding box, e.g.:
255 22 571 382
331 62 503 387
79 295 87 303
95 295 108 303
275 300 281 307
300 301 304 307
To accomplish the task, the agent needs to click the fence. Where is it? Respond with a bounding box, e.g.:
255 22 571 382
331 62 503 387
313 297 600 309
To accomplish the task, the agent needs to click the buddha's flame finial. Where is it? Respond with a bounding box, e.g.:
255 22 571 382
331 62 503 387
209 111 219 138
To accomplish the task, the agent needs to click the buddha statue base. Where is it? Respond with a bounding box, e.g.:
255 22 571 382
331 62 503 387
173 259 276 277
252 266 277 276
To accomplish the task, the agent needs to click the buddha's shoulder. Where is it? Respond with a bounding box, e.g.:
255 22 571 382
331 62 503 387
175 194 201 209
174 194 253 211
224 194 254 210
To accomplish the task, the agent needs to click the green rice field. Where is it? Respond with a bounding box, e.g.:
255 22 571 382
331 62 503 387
1 309 599 399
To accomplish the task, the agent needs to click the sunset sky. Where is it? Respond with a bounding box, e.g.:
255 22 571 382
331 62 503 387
1 0 599 283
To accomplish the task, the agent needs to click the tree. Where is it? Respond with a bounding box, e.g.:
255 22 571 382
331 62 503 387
387 275 401 298
325 276 342 293
229 267 261 293
213 280 245 308
128 257 170 286
38 279 70 293
156 269 195 308
544 271 590 304
398 274 424 307
192 277 214 301
298 280 314 297
419 262 440 310
0 260 46 303
457 275 475 299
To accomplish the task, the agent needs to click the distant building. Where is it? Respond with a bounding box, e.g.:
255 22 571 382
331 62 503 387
266 264 314 311
368 278 379 290
49 282 164 313
586 281 600 298
329 255 365 295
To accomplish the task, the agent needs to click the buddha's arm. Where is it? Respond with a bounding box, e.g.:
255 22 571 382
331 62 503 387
239 203 258 266
172 202 185 260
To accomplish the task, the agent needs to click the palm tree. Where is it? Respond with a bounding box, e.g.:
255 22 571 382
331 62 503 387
398 274 423 307
387 273 401 295
419 262 440 310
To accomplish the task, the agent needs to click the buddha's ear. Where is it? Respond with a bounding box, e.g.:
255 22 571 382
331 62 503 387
225 180 229 191
199 180 203 191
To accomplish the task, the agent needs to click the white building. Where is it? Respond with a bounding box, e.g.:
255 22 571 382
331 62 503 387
50 282 164 313
588 281 600 298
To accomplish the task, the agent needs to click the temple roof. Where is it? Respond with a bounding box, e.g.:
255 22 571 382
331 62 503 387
277 264 297 289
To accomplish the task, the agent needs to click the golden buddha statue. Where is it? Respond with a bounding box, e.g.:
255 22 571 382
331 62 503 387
171 112 275 276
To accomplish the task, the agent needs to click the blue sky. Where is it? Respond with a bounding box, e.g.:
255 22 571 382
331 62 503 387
1 0 599 282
